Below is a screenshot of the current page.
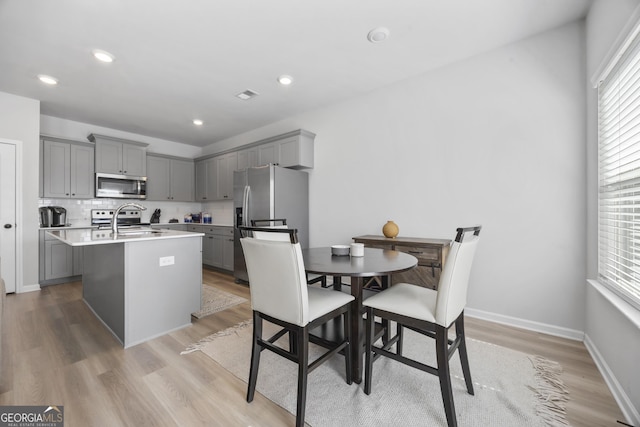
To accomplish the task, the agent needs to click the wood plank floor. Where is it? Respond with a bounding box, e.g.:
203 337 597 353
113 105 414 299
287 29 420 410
0 268 627 426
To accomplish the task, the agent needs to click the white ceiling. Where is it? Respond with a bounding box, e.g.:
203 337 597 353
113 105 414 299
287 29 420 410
0 0 590 147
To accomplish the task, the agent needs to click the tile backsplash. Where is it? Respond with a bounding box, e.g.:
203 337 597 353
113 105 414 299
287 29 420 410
38 199 234 227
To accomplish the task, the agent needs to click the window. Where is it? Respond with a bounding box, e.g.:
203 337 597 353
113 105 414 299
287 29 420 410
598 30 640 310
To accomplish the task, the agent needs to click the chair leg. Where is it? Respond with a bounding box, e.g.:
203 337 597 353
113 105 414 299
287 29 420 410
295 326 309 427
247 311 263 403
364 307 374 395
455 313 474 395
343 308 353 385
396 323 404 355
436 325 457 427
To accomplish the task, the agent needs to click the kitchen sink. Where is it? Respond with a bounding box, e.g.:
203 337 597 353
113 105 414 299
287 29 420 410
115 228 163 236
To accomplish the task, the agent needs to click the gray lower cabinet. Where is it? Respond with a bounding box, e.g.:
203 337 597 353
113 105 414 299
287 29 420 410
188 225 233 271
40 230 84 283
45 239 73 280
151 224 187 231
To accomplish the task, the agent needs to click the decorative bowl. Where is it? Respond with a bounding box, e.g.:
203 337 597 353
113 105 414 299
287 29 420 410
331 245 350 256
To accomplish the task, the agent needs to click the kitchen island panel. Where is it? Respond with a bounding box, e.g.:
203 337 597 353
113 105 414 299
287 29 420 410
123 238 202 348
83 243 126 343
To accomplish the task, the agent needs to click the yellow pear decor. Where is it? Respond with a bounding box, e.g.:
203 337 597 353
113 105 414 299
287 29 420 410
382 220 399 238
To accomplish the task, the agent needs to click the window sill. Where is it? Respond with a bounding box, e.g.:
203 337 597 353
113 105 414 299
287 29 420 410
587 279 640 330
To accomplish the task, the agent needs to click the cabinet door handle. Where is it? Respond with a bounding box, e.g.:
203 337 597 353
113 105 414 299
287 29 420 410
408 250 423 255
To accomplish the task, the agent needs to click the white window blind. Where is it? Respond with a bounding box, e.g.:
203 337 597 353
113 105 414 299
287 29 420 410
598 32 640 310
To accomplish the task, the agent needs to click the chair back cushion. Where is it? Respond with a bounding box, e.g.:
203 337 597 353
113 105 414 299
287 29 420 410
434 234 480 326
253 225 290 241
241 237 310 326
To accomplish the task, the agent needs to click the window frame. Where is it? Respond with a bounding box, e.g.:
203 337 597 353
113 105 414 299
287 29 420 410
597 28 640 311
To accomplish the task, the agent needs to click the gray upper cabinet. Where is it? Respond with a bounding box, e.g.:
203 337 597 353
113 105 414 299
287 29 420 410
146 154 194 201
42 137 94 199
255 129 316 169
215 152 237 200
237 147 258 171
170 157 195 201
89 133 148 176
195 129 315 201
195 153 236 201
277 131 314 169
258 143 278 166
195 157 217 201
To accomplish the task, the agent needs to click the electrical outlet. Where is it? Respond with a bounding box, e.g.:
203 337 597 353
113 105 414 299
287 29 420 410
159 256 175 267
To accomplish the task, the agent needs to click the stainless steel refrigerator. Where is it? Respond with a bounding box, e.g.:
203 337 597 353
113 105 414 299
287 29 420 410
233 165 309 283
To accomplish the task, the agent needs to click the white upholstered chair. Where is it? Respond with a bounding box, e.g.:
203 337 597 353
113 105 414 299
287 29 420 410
249 220 327 287
363 226 481 427
240 228 355 427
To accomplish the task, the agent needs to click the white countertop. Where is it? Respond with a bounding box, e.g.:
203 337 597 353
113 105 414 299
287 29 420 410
40 222 234 230
47 228 205 247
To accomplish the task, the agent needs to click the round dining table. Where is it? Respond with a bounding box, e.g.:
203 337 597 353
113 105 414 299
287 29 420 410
302 247 418 383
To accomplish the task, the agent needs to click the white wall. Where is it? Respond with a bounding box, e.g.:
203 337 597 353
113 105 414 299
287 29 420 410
204 22 588 335
585 0 640 423
0 92 40 290
40 115 203 158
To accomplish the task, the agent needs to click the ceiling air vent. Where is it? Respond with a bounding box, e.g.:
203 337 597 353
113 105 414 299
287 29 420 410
236 89 259 100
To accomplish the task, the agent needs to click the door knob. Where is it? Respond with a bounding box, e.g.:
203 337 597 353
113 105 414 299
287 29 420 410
4 224 12 229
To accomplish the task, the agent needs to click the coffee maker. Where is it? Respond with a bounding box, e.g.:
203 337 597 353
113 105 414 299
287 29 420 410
39 206 67 227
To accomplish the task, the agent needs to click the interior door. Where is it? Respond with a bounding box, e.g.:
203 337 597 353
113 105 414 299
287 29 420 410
0 141 16 293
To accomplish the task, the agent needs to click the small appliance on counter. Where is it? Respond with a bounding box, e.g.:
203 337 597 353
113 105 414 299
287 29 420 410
39 206 67 227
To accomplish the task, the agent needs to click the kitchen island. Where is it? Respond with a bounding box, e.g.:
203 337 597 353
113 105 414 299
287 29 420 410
47 228 204 348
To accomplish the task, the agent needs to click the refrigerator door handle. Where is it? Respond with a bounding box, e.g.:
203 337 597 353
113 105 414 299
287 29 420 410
242 185 250 227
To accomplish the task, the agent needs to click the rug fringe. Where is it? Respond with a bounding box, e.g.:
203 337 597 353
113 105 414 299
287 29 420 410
528 355 571 427
181 319 252 355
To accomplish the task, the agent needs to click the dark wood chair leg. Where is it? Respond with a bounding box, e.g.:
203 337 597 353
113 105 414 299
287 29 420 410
396 323 404 355
247 311 263 402
364 307 374 395
436 325 457 427
344 308 353 385
455 313 474 395
295 326 309 427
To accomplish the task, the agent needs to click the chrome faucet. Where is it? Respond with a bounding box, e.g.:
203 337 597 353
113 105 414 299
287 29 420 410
111 203 147 234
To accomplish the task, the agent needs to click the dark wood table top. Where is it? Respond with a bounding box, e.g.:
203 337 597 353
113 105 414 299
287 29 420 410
302 247 417 277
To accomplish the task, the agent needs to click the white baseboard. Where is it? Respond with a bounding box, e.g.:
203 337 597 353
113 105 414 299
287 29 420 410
20 283 41 293
584 334 640 426
464 307 584 341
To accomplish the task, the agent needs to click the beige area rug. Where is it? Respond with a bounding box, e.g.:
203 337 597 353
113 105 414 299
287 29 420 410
183 320 570 427
191 285 248 319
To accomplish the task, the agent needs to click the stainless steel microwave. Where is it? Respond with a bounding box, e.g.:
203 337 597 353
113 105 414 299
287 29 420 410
95 173 147 199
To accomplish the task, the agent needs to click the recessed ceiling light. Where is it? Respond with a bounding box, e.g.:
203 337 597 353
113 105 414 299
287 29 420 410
193 119 203 126
37 74 58 85
278 75 293 85
92 49 115 63
367 27 390 43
